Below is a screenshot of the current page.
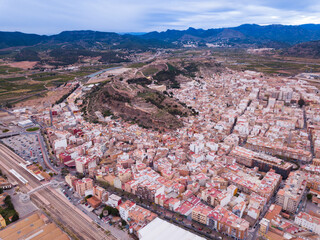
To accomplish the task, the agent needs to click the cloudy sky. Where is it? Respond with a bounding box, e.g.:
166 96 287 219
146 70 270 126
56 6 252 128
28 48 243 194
1 0 320 34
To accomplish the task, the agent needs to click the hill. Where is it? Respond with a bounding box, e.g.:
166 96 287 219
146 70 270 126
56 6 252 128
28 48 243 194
281 40 320 58
0 31 47 49
83 81 194 130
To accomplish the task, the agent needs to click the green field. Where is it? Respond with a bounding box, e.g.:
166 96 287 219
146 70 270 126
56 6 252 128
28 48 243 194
0 65 22 75
26 127 40 132
142 66 159 76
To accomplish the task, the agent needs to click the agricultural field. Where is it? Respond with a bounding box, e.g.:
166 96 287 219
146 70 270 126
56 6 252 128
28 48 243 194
0 63 115 105
210 48 320 76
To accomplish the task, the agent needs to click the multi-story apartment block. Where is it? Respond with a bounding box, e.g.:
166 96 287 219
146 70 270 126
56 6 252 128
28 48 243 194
119 200 136 222
245 138 312 163
75 156 97 174
208 205 250 240
230 146 292 178
191 204 213 225
294 212 320 235
276 171 307 213
93 186 107 201
75 178 93 196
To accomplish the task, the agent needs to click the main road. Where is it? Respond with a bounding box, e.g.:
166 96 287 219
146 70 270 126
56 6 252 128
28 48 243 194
0 144 114 240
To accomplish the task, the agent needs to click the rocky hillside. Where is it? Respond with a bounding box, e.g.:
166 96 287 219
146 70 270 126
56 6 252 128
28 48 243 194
84 81 195 130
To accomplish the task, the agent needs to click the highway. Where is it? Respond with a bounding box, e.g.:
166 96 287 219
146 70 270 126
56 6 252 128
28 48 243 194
0 144 113 240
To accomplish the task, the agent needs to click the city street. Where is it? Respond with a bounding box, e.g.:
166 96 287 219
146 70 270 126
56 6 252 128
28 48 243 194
97 184 227 240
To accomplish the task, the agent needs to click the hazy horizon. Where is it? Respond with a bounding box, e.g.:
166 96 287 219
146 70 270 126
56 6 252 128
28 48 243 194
2 23 320 36
1 0 320 35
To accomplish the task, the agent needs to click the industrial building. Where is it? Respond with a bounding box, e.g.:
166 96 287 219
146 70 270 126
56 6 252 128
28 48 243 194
138 217 205 240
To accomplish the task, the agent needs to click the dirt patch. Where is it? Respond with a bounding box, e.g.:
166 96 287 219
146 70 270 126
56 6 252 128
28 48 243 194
15 87 70 108
8 61 38 70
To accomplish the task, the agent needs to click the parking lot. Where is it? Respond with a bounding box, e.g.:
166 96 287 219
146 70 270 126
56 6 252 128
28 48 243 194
59 184 82 205
81 202 94 212
2 133 45 167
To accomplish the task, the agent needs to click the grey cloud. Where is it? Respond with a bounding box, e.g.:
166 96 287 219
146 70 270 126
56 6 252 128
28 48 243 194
0 0 320 34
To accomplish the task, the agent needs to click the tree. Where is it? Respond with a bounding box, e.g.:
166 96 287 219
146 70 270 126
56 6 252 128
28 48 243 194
61 167 69 176
11 212 19 222
5 102 12 108
298 98 305 108
121 219 127 226
307 193 312 201
98 180 110 189
0 188 3 194
103 206 119 216
85 195 93 201
76 173 85 179
5 196 14 210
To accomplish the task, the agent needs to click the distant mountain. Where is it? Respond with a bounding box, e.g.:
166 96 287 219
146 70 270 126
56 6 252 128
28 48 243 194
1 24 320 51
141 24 320 47
282 40 320 58
48 30 122 43
0 31 47 49
0 30 173 50
118 32 147 35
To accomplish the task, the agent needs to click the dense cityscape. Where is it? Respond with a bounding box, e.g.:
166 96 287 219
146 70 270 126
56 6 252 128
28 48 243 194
1 57 320 240
2 0 320 239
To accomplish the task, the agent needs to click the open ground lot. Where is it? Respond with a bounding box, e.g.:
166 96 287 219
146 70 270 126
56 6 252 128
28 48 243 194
7 188 38 218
